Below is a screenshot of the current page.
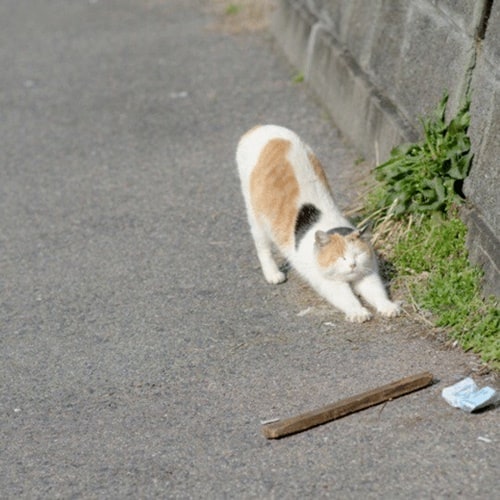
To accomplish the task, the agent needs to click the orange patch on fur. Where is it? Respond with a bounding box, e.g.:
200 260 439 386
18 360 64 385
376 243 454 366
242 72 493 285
308 151 332 193
317 234 346 268
250 138 299 247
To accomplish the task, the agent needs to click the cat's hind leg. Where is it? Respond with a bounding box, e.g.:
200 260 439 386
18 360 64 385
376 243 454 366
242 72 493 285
249 221 286 284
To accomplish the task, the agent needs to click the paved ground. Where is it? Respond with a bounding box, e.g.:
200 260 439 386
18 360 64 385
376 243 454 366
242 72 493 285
1 0 498 498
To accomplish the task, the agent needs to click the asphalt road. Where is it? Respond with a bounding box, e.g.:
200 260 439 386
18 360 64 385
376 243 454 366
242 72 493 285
1 0 498 498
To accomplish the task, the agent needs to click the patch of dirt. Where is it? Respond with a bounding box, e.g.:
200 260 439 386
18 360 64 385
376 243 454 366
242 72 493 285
208 0 275 33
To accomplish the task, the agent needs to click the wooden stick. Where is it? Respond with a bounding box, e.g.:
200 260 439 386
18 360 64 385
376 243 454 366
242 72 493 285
262 372 434 439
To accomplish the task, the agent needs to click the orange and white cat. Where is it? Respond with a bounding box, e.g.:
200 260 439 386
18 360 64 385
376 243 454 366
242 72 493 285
236 124 401 322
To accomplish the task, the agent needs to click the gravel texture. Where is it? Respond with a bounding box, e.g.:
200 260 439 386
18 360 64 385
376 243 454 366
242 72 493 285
1 0 498 498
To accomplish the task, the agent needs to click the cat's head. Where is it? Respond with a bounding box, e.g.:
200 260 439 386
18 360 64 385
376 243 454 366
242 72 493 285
314 228 374 281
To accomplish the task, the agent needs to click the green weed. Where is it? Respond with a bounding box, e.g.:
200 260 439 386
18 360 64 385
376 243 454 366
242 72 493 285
291 71 304 83
373 93 473 217
225 3 241 15
363 93 499 370
392 216 499 368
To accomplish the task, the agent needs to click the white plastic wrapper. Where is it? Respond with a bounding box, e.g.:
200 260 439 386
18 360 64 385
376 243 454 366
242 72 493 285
442 377 499 413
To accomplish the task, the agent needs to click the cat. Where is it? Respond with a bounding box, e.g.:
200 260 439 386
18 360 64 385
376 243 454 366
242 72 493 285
236 124 401 323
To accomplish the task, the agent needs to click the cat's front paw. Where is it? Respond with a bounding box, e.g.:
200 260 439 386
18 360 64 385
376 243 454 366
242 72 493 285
264 270 287 285
378 301 402 318
345 307 372 323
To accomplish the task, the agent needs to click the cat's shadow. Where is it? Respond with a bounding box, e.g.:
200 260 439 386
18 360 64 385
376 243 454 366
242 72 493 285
377 254 398 282
279 260 292 276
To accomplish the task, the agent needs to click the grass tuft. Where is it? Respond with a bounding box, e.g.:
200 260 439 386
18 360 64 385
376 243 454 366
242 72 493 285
360 94 499 370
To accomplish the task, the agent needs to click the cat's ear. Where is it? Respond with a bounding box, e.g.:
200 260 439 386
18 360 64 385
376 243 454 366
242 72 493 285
346 226 371 243
315 230 331 247
357 224 372 239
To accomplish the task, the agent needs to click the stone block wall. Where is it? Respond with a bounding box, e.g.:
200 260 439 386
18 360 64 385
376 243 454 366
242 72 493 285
272 0 499 297
465 2 500 298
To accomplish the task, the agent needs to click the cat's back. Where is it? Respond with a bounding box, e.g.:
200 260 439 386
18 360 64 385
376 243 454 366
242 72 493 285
236 125 300 178
237 124 333 199
236 125 339 249
236 125 329 187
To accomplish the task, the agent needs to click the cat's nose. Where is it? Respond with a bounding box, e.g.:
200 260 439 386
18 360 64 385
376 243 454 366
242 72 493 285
349 262 356 270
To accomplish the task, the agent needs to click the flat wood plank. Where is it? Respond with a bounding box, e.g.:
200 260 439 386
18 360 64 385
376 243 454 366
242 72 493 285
262 372 434 439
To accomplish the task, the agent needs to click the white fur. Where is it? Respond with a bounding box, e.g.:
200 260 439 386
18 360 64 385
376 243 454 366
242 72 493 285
237 125 401 322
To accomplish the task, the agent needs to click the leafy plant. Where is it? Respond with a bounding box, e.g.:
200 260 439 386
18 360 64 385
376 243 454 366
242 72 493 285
361 92 499 369
373 93 473 217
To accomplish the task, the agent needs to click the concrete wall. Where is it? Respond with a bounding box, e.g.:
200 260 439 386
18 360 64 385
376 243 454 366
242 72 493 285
272 0 499 297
